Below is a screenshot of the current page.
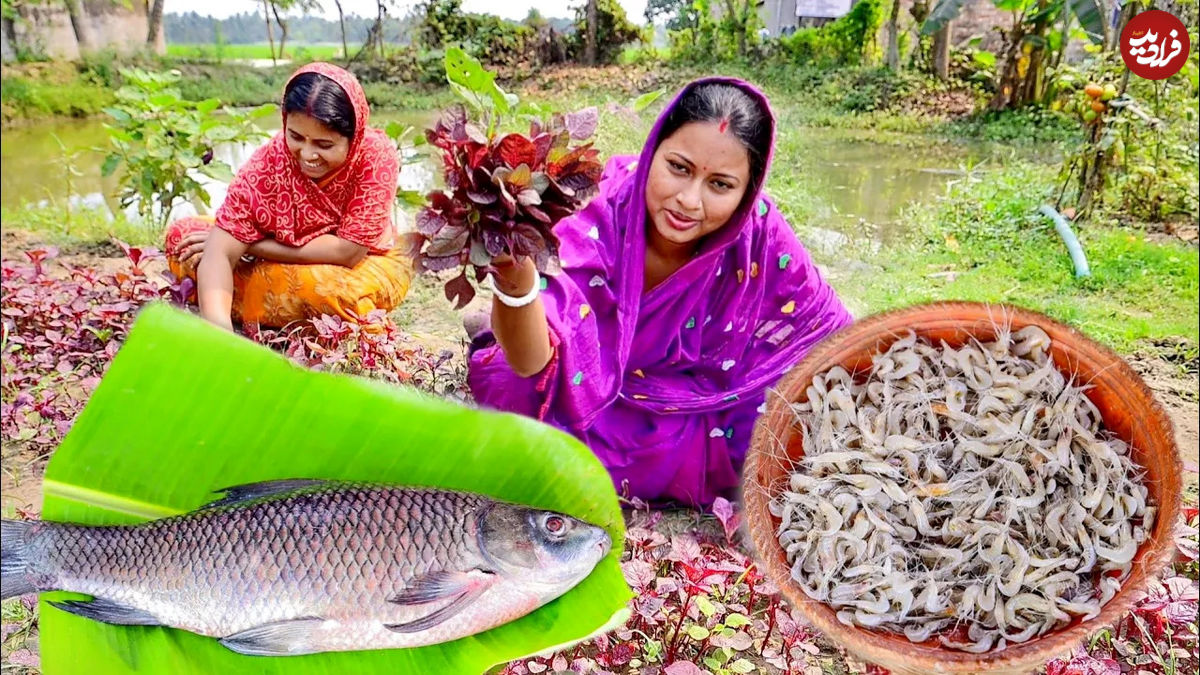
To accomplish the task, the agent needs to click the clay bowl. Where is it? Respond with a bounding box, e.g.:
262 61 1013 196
742 302 1182 675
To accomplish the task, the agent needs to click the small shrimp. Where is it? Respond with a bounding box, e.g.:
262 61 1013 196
884 351 922 381
1095 537 1137 564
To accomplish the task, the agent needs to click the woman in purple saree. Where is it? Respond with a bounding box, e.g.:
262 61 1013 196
468 78 852 508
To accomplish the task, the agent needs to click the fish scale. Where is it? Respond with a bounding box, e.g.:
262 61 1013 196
2 481 611 655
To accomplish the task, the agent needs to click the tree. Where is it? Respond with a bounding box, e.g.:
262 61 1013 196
884 0 901 69
146 0 165 49
932 22 950 79
523 7 546 31
270 0 288 59
261 0 276 65
265 0 321 61
63 0 94 54
3 0 20 53
922 0 1105 108
331 0 347 60
570 0 641 64
718 0 761 58
645 0 699 31
585 0 597 65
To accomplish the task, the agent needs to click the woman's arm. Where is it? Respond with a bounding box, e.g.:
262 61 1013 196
197 228 250 331
246 235 368 267
491 257 553 377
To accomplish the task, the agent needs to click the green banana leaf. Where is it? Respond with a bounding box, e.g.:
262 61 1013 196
921 0 973 36
1065 0 1105 44
38 304 631 674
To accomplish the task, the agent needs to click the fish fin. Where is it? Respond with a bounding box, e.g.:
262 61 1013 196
219 617 325 657
49 597 163 626
1 520 37 599
388 568 495 605
384 568 497 634
384 586 485 634
202 479 331 509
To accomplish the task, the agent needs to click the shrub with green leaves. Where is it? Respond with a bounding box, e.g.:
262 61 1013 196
100 68 276 232
777 0 884 66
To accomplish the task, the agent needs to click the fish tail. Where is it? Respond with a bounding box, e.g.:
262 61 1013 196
2 520 40 599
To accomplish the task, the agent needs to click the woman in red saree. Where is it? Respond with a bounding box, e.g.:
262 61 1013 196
164 62 412 330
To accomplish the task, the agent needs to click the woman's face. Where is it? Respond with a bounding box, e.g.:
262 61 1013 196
285 112 351 181
644 120 751 255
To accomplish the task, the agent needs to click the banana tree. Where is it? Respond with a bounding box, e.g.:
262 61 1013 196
922 0 1106 109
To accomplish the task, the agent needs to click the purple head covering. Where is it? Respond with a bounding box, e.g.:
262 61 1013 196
469 77 852 508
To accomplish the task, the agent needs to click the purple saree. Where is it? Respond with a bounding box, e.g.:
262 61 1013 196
468 77 852 508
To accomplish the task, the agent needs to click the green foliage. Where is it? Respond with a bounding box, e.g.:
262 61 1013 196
164 11 417 46
832 67 924 112
443 46 517 124
100 68 274 232
776 0 885 66
417 0 535 67
568 0 645 64
668 0 764 63
1049 50 1199 221
922 0 1102 42
922 0 1104 109
0 74 113 121
645 0 700 31
849 162 1200 353
0 204 160 247
172 64 288 107
946 107 1080 144
164 42 344 62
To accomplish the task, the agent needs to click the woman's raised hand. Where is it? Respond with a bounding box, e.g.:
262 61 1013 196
490 254 538 298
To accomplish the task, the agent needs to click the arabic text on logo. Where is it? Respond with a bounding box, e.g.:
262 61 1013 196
1121 10 1190 80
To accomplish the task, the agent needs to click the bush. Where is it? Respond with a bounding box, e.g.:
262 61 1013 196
776 0 884 66
833 67 923 112
567 0 644 64
171 64 288 107
100 68 274 232
417 0 536 68
0 74 114 121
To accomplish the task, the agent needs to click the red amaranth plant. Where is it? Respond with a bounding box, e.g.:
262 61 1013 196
1 244 171 456
244 312 467 400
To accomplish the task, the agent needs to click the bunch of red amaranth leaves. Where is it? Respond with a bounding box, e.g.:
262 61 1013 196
415 48 604 308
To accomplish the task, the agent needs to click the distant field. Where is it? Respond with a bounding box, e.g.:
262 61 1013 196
166 43 345 62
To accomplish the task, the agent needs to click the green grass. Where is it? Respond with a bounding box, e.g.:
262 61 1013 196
1 205 161 248
166 43 345 62
171 63 291 108
0 74 114 122
843 163 1200 354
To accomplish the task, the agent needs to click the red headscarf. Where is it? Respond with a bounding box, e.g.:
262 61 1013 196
214 62 398 253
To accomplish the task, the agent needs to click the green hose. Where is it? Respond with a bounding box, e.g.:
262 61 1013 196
1038 205 1091 278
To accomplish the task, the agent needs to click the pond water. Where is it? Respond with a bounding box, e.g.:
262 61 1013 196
0 113 1018 248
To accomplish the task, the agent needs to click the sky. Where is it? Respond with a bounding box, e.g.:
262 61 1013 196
166 0 651 25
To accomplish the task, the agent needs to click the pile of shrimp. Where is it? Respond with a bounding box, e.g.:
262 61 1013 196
770 325 1154 653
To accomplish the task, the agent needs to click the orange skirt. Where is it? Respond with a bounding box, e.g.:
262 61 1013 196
165 216 414 328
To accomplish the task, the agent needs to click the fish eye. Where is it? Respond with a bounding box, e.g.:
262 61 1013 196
542 514 567 536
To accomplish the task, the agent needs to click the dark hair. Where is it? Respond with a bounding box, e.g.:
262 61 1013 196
283 72 356 140
657 83 772 186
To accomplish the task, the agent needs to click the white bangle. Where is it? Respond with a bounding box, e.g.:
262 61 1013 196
489 268 541 308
